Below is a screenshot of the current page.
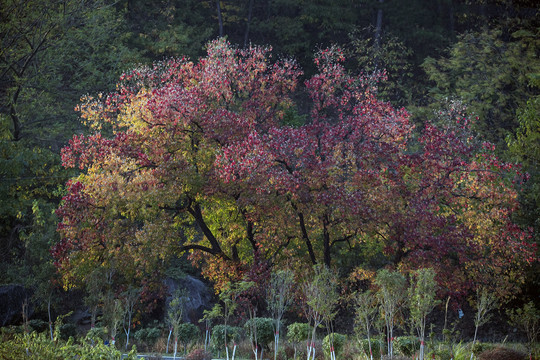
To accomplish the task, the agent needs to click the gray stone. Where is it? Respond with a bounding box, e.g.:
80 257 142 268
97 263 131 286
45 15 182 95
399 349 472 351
164 275 212 323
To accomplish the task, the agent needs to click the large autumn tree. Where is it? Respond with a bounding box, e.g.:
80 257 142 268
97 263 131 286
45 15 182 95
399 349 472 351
55 39 535 298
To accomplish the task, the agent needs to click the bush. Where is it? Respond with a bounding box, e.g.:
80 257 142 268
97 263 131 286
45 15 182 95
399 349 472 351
86 326 107 341
210 325 243 352
244 317 275 349
28 319 49 333
472 341 494 357
59 323 78 341
186 348 213 360
394 336 420 357
134 327 162 351
358 337 386 356
177 322 199 350
0 330 139 359
428 347 453 360
323 333 347 359
287 322 311 344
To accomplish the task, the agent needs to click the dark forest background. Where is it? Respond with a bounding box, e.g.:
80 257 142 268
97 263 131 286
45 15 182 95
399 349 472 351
1 0 538 326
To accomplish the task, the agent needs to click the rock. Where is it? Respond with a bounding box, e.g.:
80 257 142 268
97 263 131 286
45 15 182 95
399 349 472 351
164 275 213 323
0 284 33 326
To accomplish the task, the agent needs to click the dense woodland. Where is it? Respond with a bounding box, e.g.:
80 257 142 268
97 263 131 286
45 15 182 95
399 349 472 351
1 0 539 348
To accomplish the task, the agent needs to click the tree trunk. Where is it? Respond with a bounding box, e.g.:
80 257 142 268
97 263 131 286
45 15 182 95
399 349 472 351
216 0 224 37
244 0 254 47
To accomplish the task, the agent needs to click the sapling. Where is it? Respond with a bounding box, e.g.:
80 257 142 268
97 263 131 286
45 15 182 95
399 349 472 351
267 269 295 360
302 265 339 360
409 268 439 360
469 287 497 360
354 290 378 360
168 288 189 360
204 281 252 360
122 287 140 351
507 301 539 360
375 269 407 359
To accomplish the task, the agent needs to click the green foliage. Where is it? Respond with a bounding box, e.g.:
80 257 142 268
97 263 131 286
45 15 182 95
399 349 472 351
168 288 189 341
422 28 539 146
394 336 421 357
121 0 211 60
86 326 107 341
133 326 162 348
409 268 439 360
244 317 275 348
0 330 138 359
354 290 378 337
471 341 494 356
177 322 200 349
59 323 78 341
210 325 243 351
322 332 347 358
304 265 340 328
358 337 386 356
507 301 540 356
28 319 49 333
287 322 311 344
0 0 140 144
346 27 415 106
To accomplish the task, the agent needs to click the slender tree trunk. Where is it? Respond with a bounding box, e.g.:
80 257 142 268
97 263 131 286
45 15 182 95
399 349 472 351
448 0 455 37
244 0 254 48
216 0 224 37
48 295 53 341
374 0 384 71
323 216 331 267
167 327 172 353
298 212 317 265
374 0 384 50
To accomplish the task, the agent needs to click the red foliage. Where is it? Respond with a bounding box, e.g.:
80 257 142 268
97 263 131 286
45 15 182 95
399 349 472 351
55 40 536 300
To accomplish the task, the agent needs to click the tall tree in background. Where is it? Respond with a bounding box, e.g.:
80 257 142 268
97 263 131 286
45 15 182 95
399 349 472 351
0 0 138 146
422 28 539 146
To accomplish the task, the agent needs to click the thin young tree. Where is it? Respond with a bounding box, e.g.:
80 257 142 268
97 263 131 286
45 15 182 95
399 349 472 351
354 290 378 360
303 265 339 360
267 269 295 360
122 287 140 351
168 288 189 360
507 301 540 360
375 269 407 359
470 287 497 360
409 268 439 360
204 281 252 360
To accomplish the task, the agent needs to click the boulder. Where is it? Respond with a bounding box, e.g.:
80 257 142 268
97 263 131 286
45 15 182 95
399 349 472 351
164 275 212 323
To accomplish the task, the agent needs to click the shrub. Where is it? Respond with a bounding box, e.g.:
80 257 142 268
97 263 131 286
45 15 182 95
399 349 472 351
86 326 107 341
394 335 420 357
0 330 139 359
358 337 386 357
28 319 49 333
244 317 275 349
287 322 311 343
428 347 453 360
134 327 162 351
60 322 78 340
210 325 243 352
472 341 494 357
186 348 213 360
323 333 347 359
177 322 200 352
